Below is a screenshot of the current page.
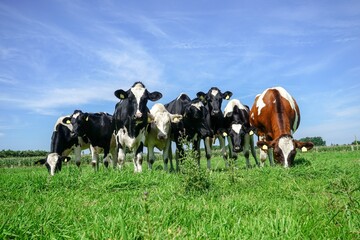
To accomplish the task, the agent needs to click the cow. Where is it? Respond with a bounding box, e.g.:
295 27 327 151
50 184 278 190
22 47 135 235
165 93 213 171
197 87 232 169
249 87 314 167
113 82 162 172
223 99 259 167
70 110 117 171
35 114 90 175
144 103 183 171
36 153 71 176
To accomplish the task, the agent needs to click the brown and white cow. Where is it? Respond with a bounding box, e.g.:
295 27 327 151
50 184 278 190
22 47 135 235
249 87 313 167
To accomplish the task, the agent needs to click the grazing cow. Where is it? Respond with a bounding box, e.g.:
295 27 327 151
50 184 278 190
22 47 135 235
113 82 162 172
249 87 314 167
165 93 213 171
223 99 259 167
36 153 71 176
144 103 183 171
197 87 232 169
35 114 90 175
70 110 117 170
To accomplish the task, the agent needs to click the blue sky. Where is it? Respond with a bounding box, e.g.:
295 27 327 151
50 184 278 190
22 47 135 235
1 0 359 150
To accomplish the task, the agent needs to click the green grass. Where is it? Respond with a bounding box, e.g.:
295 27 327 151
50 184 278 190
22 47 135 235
1 150 359 239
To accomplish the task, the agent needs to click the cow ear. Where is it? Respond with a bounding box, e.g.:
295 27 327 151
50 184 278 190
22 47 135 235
294 140 314 152
114 89 128 100
148 113 155 123
62 117 72 124
83 113 89 121
60 156 71 163
170 114 183 123
196 92 207 103
148 91 162 101
223 91 233 100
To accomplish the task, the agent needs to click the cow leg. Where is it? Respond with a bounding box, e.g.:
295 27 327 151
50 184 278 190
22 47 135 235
163 140 171 172
110 145 118 169
117 144 126 170
147 145 155 170
243 134 251 168
168 144 174 172
134 143 143 173
103 147 110 168
204 136 212 169
258 136 267 167
90 145 99 171
268 148 274 166
74 145 81 167
175 142 184 172
250 135 260 167
193 138 201 168
218 135 227 159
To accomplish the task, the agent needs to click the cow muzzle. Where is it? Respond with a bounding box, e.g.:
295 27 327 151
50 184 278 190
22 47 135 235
135 110 143 119
233 146 242 153
157 132 167 140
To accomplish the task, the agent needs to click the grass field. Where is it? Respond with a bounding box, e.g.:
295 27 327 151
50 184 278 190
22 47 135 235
1 149 359 239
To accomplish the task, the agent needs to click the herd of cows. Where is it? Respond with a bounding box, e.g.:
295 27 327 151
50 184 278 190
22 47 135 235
35 82 314 175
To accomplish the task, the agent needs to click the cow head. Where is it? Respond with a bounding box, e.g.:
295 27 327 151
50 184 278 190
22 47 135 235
149 111 183 140
37 153 71 176
257 135 314 167
68 110 88 138
224 104 254 153
185 96 213 138
114 82 162 120
198 87 232 117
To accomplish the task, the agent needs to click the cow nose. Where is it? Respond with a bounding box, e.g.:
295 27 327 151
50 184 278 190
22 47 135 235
212 110 219 114
135 110 142 118
158 133 167 140
234 146 242 152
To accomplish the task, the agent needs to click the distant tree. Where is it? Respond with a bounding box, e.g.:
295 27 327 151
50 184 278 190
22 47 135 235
299 136 326 146
351 140 360 145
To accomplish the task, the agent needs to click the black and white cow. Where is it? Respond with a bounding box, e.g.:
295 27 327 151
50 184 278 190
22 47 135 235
36 153 71 176
165 93 213 171
224 99 259 167
197 87 232 169
35 114 90 175
70 110 117 170
113 82 162 172
144 103 182 171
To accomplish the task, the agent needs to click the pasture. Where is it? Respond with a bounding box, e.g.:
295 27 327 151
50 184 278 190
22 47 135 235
1 148 359 239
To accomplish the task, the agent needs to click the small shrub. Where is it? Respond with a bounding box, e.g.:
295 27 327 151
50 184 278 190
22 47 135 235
179 139 211 194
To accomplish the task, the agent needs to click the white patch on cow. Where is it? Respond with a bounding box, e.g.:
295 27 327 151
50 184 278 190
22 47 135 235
54 115 72 131
46 153 59 176
176 93 187 100
224 99 247 117
131 84 146 117
211 89 219 97
231 124 242 134
256 89 269 116
278 136 294 168
191 101 203 110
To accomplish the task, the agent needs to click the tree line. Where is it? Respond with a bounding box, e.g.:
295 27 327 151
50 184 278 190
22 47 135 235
1 136 358 158
0 150 48 158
